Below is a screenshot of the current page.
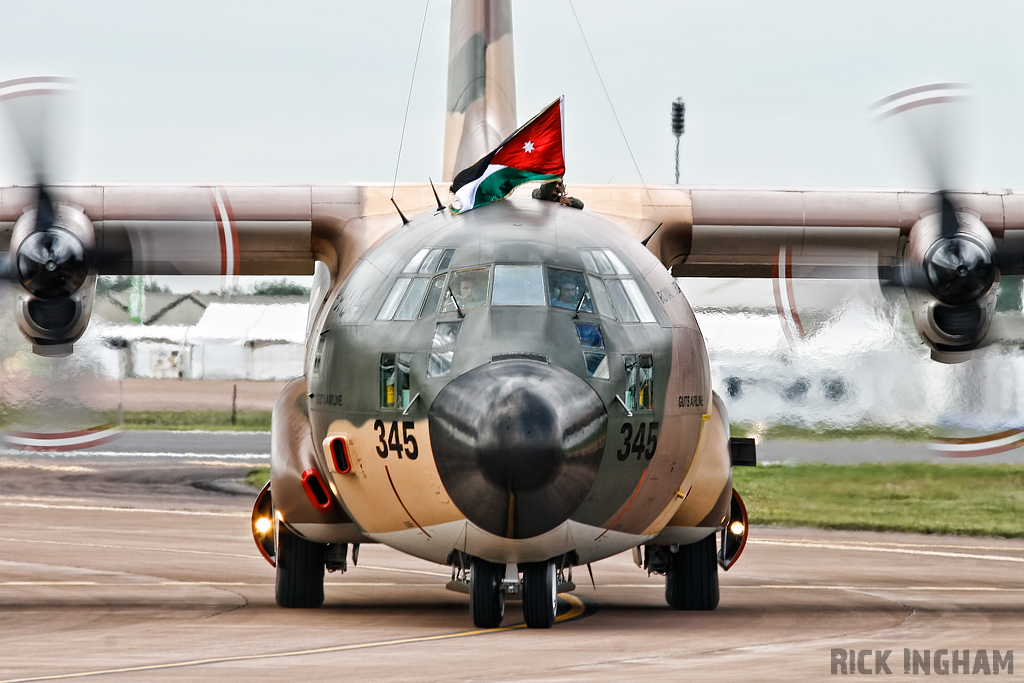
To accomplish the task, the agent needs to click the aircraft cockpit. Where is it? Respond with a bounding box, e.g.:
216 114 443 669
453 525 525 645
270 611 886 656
374 246 658 324
358 240 666 423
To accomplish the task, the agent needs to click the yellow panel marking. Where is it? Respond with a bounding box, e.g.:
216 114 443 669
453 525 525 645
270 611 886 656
0 594 589 683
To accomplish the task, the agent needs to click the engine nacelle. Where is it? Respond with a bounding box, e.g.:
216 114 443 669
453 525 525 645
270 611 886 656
10 202 96 357
904 209 997 363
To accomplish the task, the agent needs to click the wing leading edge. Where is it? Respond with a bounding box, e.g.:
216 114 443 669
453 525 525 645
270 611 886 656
0 184 440 280
574 185 1024 278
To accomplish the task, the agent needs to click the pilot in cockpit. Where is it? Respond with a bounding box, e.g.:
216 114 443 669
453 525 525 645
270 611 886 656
532 180 584 209
453 270 487 308
555 280 580 307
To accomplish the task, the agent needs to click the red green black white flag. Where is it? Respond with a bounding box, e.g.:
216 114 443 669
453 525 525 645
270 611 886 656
450 97 565 214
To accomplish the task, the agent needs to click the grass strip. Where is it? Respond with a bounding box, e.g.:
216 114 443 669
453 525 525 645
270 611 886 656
111 410 272 431
245 467 270 489
731 422 939 442
733 463 1024 538
0 408 272 431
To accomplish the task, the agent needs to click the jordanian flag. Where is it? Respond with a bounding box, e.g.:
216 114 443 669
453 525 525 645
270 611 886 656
451 97 565 214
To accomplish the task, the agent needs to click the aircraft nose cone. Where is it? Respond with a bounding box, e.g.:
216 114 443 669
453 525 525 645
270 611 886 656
428 360 607 539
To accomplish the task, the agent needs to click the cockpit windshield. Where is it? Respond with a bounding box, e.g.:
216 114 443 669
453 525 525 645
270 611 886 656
548 268 593 313
492 266 546 306
377 247 655 323
442 267 489 312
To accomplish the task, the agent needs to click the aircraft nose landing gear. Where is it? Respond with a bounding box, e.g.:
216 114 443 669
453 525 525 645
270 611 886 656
522 560 557 629
470 558 505 628
460 556 572 629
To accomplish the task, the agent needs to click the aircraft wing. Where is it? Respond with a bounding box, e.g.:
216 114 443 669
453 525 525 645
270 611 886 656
0 183 441 279
575 185 1024 278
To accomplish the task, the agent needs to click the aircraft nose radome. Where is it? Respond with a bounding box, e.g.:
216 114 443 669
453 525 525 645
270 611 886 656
428 360 607 540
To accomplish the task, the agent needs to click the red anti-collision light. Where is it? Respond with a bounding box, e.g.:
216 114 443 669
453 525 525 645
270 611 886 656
718 489 748 571
328 437 351 474
300 468 333 512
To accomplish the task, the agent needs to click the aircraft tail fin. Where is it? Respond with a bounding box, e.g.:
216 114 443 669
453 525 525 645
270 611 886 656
442 0 517 183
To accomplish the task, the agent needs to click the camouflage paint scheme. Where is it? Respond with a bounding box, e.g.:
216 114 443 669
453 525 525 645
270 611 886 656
298 198 729 565
4 0 1023 613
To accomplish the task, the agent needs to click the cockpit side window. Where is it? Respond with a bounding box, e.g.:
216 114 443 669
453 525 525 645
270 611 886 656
403 247 455 274
393 278 430 320
435 248 456 272
576 322 609 379
604 251 631 275
403 248 430 274
591 250 615 275
624 354 654 411
380 248 459 321
442 267 489 312
587 275 615 319
492 265 546 306
579 248 657 324
428 322 461 377
377 278 412 321
380 352 413 408
620 279 656 323
420 274 446 317
548 268 593 313
606 280 639 322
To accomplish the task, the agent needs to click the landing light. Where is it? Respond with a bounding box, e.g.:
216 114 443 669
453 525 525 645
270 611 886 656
255 516 272 534
729 520 745 536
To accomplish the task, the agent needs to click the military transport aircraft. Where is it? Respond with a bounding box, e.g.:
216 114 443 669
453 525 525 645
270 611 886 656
2 0 1022 629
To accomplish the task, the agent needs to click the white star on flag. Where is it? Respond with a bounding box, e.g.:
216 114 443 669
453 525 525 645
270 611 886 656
523 141 535 153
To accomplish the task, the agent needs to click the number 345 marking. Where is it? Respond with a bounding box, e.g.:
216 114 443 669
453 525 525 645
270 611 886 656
616 421 659 461
374 420 419 460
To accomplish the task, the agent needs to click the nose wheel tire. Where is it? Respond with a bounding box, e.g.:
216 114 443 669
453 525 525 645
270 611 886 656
523 560 557 629
470 558 505 628
665 533 720 610
275 522 326 608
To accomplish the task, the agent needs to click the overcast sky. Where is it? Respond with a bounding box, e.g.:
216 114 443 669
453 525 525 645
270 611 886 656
2 1 1023 290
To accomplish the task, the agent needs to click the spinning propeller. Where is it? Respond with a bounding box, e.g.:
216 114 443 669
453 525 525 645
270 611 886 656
0 77 97 297
873 83 1022 302
0 77 120 448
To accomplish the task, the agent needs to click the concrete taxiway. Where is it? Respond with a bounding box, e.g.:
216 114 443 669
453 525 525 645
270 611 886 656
1 454 1023 682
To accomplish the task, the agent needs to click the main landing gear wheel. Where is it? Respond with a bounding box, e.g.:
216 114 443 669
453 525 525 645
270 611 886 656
665 533 720 610
275 522 326 608
470 558 505 628
522 560 557 629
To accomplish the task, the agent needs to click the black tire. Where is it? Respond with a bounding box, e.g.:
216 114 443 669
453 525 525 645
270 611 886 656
522 560 557 629
665 533 720 610
470 558 505 628
275 523 326 608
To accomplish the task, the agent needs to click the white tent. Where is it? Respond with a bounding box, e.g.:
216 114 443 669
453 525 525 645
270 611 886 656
189 303 307 380
91 303 307 381
90 324 192 380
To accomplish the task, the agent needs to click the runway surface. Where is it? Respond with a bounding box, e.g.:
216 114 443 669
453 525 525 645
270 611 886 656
2 451 1024 681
